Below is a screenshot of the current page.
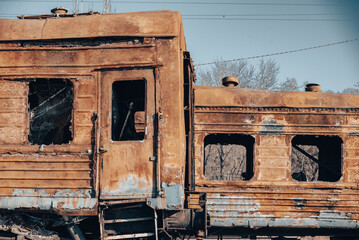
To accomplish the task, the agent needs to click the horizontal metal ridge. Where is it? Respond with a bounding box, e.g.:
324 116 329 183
104 233 154 240
104 217 153 224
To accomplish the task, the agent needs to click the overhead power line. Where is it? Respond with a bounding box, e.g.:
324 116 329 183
182 17 355 22
183 13 348 17
2 0 356 6
194 38 359 67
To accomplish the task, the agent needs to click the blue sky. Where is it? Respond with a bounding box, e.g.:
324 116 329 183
0 0 358 91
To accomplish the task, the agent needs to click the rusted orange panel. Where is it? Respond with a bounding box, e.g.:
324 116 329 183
193 84 359 229
0 10 188 215
0 154 92 188
99 69 157 199
0 11 182 41
0 81 28 144
0 45 157 68
194 86 359 108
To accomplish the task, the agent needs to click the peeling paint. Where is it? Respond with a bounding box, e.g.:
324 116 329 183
101 173 153 197
161 182 184 209
292 198 307 210
146 182 184 210
260 119 284 134
0 189 96 210
207 194 359 229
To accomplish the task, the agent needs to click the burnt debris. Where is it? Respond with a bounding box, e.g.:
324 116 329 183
28 78 73 145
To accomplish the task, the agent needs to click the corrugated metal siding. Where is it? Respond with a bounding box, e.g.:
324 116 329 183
0 81 28 144
207 193 359 228
0 154 92 190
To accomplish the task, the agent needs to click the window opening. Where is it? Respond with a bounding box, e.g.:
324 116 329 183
291 135 342 182
204 134 254 181
112 80 145 141
28 78 73 145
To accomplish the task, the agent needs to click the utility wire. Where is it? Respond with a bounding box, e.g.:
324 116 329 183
182 17 355 21
1 0 354 6
1 13 348 16
194 38 359 67
183 13 348 17
1 13 354 21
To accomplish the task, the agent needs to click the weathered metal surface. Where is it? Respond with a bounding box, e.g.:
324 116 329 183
2 8 359 238
0 189 96 211
194 86 359 108
0 10 188 218
99 69 156 199
0 11 182 40
193 85 359 230
207 193 359 228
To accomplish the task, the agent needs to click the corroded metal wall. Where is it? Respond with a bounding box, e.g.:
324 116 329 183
193 86 359 229
0 11 187 214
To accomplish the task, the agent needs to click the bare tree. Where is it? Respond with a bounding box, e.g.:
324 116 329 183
103 0 111 13
196 59 298 91
341 88 359 94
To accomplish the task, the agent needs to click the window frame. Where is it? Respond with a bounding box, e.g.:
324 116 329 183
110 78 147 142
290 135 343 183
27 78 74 145
203 133 255 182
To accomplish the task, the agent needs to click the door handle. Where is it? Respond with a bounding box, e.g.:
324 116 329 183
99 147 109 153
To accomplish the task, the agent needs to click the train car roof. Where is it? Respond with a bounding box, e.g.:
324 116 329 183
0 10 184 41
194 86 359 109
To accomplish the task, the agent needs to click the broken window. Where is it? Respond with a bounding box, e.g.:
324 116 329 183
28 79 73 145
291 135 342 182
112 80 145 141
204 134 254 181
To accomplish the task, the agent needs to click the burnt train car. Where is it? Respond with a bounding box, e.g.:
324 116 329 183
0 8 359 240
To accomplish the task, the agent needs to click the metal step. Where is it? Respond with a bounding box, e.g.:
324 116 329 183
100 202 158 240
104 232 154 240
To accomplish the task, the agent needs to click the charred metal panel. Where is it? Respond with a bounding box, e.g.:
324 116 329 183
156 37 187 209
0 76 97 213
0 154 92 188
0 11 190 216
0 11 181 40
0 154 96 212
0 11 188 217
147 183 184 209
99 69 157 199
0 43 156 68
194 85 359 230
194 87 359 108
0 81 28 144
207 193 359 229
0 189 96 211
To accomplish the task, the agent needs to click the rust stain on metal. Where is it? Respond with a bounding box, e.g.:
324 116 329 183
1 8 359 239
193 84 359 231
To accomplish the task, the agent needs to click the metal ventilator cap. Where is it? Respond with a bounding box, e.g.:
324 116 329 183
222 76 239 88
305 83 321 92
51 7 69 14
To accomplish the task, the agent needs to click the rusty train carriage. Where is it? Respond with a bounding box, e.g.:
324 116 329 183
0 9 359 240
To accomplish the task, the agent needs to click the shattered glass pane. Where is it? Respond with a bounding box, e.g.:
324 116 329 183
28 79 73 145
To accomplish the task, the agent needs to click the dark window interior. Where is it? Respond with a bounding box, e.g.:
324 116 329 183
204 134 254 181
291 135 342 182
28 78 73 145
112 80 145 141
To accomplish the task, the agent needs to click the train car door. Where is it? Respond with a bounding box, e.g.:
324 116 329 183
99 69 156 199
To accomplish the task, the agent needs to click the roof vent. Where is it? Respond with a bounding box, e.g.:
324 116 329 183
51 7 69 15
222 76 239 88
305 83 321 92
